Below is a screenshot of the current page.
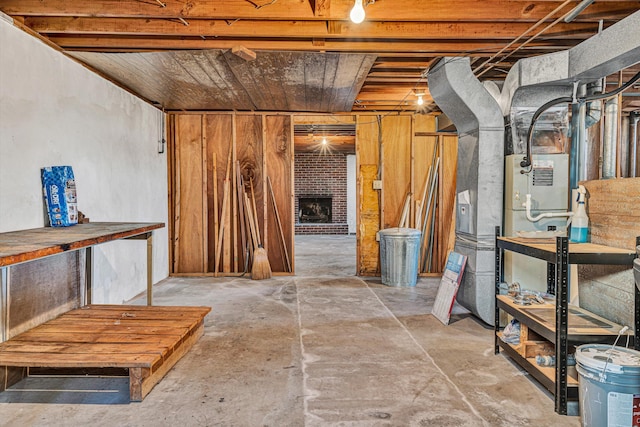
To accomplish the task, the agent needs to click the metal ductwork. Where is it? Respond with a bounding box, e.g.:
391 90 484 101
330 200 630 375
603 97 619 179
428 57 504 324
496 11 640 115
629 113 639 177
426 10 640 325
571 81 603 184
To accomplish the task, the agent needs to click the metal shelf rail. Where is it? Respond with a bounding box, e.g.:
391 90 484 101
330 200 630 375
493 226 639 415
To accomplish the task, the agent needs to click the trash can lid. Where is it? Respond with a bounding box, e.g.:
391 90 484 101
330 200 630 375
378 227 422 237
575 344 640 375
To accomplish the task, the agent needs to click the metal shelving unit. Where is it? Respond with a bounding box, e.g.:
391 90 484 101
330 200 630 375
493 226 639 415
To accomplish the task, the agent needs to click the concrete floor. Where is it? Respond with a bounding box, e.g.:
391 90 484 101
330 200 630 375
0 235 580 426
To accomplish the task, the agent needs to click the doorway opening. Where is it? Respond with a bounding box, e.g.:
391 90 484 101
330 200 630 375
293 118 357 275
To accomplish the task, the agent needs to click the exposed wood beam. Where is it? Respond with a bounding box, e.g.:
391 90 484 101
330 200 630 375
310 0 331 17
361 80 427 85
295 135 354 145
293 115 356 125
2 0 637 22
47 35 579 53
22 17 604 40
372 61 433 69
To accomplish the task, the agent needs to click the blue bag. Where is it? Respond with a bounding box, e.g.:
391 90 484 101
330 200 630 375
41 166 78 227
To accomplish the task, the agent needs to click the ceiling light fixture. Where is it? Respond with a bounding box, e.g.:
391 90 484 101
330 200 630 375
322 137 328 146
350 0 365 24
415 91 425 106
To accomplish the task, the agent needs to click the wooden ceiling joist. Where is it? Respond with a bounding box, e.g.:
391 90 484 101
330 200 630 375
47 36 580 53
1 0 636 22
23 17 604 40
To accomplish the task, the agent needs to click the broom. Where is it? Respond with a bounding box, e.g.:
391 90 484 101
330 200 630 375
249 179 271 280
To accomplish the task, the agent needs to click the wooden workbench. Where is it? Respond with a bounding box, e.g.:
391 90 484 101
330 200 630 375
0 222 212 402
0 222 164 341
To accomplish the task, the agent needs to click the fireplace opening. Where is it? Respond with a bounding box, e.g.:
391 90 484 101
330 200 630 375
299 197 332 223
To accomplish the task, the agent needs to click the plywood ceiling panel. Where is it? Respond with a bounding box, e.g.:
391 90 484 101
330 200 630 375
2 0 638 113
70 50 376 112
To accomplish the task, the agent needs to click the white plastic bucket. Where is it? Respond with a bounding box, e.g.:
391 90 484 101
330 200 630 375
575 344 640 427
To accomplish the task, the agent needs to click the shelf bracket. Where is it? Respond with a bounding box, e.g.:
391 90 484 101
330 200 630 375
554 236 569 415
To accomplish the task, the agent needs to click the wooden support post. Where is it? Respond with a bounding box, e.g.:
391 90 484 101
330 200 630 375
212 153 219 275
85 247 92 306
201 121 209 273
146 234 153 306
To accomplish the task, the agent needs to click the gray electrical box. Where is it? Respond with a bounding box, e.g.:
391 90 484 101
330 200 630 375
504 154 569 234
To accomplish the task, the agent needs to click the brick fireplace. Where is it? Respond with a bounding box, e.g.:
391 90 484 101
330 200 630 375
295 152 348 234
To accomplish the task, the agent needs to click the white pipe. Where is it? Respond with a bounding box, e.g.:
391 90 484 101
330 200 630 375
524 194 574 222
603 97 618 179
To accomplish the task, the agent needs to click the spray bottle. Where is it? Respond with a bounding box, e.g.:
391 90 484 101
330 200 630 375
570 185 589 243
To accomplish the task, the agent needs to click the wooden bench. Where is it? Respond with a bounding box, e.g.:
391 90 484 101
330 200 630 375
0 304 210 401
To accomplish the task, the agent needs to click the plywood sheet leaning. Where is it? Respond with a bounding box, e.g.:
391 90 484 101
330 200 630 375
236 114 264 271
413 139 438 273
413 116 437 230
438 135 458 270
356 115 381 276
173 114 205 273
204 114 233 273
265 115 293 273
382 115 412 229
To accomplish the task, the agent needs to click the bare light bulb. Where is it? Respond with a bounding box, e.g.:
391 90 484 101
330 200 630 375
350 0 365 24
322 138 328 145
417 95 424 106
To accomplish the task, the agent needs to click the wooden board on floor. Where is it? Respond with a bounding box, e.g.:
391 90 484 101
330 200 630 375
265 115 293 273
0 304 210 402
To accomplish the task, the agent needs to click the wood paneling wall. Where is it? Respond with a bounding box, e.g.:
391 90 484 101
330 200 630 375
265 115 294 273
173 114 206 273
356 114 458 276
169 112 294 275
9 252 82 338
170 112 457 277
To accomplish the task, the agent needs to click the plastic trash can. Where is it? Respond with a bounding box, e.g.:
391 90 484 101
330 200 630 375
379 227 422 287
575 344 640 427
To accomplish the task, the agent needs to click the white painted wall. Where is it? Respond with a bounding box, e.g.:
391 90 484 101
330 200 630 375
0 17 169 303
347 155 356 234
